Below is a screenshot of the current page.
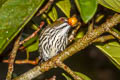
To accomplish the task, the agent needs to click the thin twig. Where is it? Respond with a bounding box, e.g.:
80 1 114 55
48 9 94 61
13 14 120 80
88 20 94 33
55 61 83 80
108 29 120 40
45 75 56 80
36 0 54 16
69 22 81 42
6 34 21 80
3 59 39 65
93 35 115 43
19 22 44 45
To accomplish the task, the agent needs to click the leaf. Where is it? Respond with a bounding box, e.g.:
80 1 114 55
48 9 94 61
56 0 71 18
0 0 45 54
75 0 98 23
96 41 120 69
75 72 91 80
48 7 58 21
75 28 86 39
23 35 38 47
98 0 120 13
26 38 39 52
0 0 6 7
62 72 91 80
62 73 72 80
23 35 39 52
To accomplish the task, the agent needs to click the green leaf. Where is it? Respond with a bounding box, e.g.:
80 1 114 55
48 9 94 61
62 72 91 80
56 0 71 18
23 35 38 47
75 28 86 39
96 41 120 69
0 0 6 7
98 0 120 13
23 35 39 52
75 0 98 23
75 72 91 80
48 7 58 21
26 38 39 52
0 0 45 54
62 73 72 80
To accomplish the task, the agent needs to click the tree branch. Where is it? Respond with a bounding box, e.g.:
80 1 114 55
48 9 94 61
107 28 120 40
36 0 55 16
93 35 115 43
19 22 44 45
45 75 56 80
13 14 120 80
55 61 83 80
6 34 21 80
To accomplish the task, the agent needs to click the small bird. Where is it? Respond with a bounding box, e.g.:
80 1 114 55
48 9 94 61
39 17 78 61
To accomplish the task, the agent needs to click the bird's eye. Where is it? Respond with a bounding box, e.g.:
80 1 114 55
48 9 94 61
60 18 65 21
58 17 67 22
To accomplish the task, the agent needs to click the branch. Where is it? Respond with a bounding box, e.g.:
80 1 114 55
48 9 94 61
13 14 120 80
45 75 56 80
93 35 115 43
69 22 81 42
55 61 83 80
6 34 21 80
36 0 55 16
107 28 120 39
3 59 39 65
19 22 44 45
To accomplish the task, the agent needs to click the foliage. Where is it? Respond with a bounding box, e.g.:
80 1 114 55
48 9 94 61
75 0 98 23
62 72 91 80
98 0 120 13
0 0 120 79
0 0 45 54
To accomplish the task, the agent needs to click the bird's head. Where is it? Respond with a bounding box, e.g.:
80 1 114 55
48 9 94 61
56 16 78 27
47 16 78 35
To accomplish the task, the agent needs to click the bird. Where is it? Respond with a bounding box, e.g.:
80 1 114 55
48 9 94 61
38 16 78 61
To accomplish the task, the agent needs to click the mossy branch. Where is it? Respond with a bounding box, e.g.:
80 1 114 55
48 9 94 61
13 14 120 80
